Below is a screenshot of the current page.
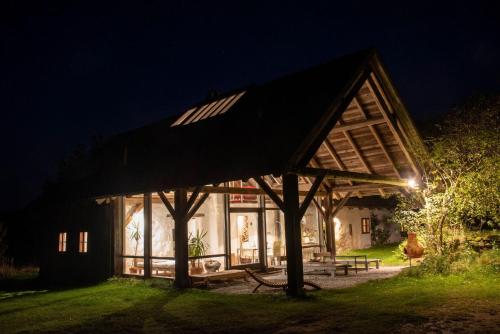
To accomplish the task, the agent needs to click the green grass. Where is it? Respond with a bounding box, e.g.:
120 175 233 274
339 243 407 266
0 270 498 333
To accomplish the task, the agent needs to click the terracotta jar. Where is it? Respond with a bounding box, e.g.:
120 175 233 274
404 232 424 258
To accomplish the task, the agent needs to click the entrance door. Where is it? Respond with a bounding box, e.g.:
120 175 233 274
229 210 265 269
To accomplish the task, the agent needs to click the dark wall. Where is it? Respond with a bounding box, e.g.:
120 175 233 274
39 199 114 283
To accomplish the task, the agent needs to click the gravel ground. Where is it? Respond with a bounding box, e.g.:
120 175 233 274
208 266 405 294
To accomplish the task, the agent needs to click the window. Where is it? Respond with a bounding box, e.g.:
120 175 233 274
79 232 88 253
58 232 67 252
361 218 371 234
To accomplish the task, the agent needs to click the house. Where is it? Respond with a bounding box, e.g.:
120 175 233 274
40 48 426 295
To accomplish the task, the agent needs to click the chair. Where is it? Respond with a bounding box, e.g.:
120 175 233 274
245 268 321 293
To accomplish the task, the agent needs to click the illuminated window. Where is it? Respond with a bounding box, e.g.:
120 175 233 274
361 218 371 234
79 232 88 253
58 232 67 252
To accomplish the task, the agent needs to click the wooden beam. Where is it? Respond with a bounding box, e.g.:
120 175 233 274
309 157 334 193
124 202 143 226
297 173 326 222
321 137 354 187
294 167 409 187
143 193 152 278
322 139 347 171
343 130 373 173
253 176 285 211
331 117 385 132
191 185 319 197
186 186 202 212
185 192 210 223
174 188 190 289
157 191 175 217
366 76 421 178
352 96 401 178
283 173 304 296
330 193 351 218
312 197 326 221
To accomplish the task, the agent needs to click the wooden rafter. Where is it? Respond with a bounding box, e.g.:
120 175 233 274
321 137 354 189
365 76 421 178
322 139 347 171
331 117 385 132
343 130 373 174
294 167 409 187
352 96 401 178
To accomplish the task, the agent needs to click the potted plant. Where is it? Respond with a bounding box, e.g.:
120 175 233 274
128 219 142 273
188 230 208 275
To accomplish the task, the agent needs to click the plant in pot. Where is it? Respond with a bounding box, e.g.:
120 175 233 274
188 230 208 275
127 218 142 274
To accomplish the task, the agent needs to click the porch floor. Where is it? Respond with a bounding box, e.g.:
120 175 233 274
207 266 405 294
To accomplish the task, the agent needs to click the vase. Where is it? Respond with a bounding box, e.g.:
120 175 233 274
204 260 221 273
404 232 424 258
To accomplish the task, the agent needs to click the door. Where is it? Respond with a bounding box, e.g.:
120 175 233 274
229 210 265 269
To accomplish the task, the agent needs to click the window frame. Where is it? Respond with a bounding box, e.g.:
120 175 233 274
361 218 371 234
58 232 67 253
79 231 88 253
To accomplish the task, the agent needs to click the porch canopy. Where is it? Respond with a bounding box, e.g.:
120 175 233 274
79 48 426 295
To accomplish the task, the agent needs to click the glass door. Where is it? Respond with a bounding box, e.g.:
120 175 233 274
229 211 263 268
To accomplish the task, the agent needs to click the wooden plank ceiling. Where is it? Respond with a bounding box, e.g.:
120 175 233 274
264 74 418 199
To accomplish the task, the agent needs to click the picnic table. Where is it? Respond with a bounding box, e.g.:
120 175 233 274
312 253 382 273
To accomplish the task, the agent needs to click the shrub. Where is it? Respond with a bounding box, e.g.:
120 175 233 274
403 246 499 277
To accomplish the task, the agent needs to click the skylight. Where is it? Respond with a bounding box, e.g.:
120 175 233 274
171 91 246 127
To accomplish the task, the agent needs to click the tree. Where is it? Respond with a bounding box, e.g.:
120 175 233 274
393 94 500 255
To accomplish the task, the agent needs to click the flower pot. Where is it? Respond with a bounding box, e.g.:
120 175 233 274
204 260 221 273
189 261 204 275
404 233 424 258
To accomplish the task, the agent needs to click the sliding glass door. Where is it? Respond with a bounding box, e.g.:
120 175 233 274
229 210 265 268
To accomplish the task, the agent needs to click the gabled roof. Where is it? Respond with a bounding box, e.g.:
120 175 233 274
75 48 426 199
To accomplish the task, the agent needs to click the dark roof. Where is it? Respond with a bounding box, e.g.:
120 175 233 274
71 48 418 198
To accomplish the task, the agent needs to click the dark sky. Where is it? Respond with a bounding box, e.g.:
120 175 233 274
1 1 499 212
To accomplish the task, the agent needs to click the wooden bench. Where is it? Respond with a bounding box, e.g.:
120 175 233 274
190 269 249 287
245 269 321 293
335 256 382 272
305 263 350 276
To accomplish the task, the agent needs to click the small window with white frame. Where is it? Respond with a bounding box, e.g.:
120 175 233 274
361 218 371 234
58 232 67 252
79 231 88 253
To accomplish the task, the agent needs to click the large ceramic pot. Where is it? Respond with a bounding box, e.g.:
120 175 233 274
204 259 221 273
404 233 424 258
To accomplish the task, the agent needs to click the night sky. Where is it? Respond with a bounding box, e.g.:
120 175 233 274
1 1 499 212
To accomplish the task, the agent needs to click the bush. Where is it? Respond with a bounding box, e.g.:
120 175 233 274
403 247 499 277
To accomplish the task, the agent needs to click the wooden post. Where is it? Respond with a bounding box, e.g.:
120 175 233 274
143 193 152 278
283 173 304 296
328 192 336 258
113 197 124 275
258 206 266 272
174 188 190 289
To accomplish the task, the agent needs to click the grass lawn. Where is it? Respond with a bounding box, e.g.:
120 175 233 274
340 243 407 266
0 270 498 333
